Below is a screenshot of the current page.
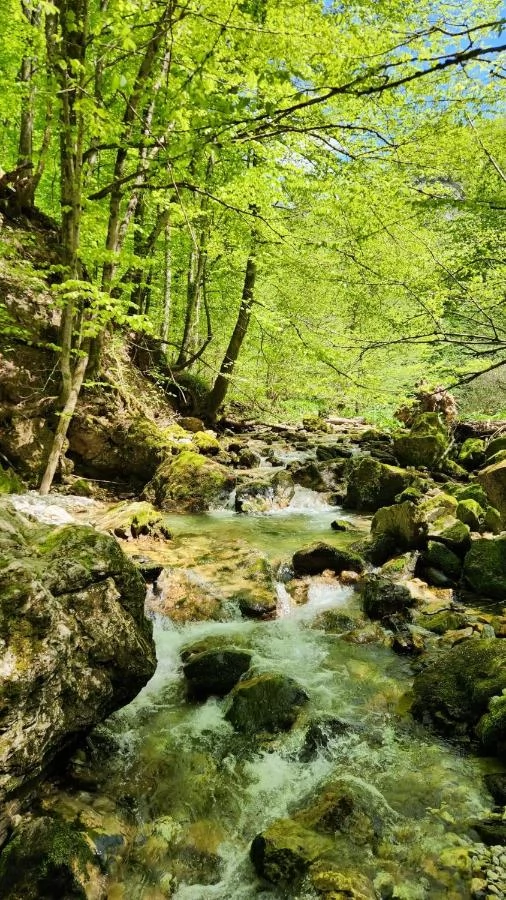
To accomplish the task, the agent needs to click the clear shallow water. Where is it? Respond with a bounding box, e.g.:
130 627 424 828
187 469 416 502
43 502 497 899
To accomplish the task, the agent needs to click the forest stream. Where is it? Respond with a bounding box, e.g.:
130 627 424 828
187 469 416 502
22 490 504 900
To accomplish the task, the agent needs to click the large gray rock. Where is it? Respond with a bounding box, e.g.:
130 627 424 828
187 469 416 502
0 502 156 843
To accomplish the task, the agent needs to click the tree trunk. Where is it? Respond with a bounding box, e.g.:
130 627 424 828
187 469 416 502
204 248 257 422
161 221 172 352
39 348 89 495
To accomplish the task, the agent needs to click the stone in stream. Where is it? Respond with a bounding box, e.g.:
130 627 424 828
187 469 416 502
143 450 236 513
361 574 416 621
478 459 506 524
292 542 364 577
343 455 413 512
412 638 506 753
224 673 309 734
182 647 253 699
235 470 295 513
0 501 156 841
97 499 172 541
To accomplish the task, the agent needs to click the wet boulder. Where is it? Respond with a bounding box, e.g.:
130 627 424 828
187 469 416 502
463 536 506 599
361 574 415 621
143 450 236 513
182 647 253 700
427 518 471 556
344 456 412 512
412 638 506 751
97 500 171 541
393 412 449 469
0 815 102 899
294 776 394 846
478 460 506 524
371 501 427 551
0 502 156 832
224 673 309 735
235 470 294 513
250 819 333 885
292 542 364 577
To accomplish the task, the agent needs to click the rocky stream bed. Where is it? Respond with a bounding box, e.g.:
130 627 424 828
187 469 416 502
2 414 506 899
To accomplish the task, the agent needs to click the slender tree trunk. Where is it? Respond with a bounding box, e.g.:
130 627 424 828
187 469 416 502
161 221 172 351
204 246 257 422
15 1 43 209
39 0 88 494
39 347 89 495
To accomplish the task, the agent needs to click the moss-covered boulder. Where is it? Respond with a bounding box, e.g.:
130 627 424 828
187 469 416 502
422 540 462 582
0 815 101 900
485 435 506 460
144 450 235 512
250 819 333 885
292 542 364 577
371 500 426 550
182 647 253 700
361 574 415 621
0 502 156 832
224 673 309 735
343 456 412 512
233 551 278 619
453 482 489 507
463 536 506 599
393 412 449 469
294 777 392 846
235 470 294 513
416 609 470 634
427 518 471 556
457 438 486 471
456 499 484 532
191 431 220 455
478 460 506 524
412 639 506 752
483 506 502 535
97 500 171 541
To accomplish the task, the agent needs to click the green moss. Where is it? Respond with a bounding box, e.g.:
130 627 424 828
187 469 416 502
483 506 502 535
486 436 506 460
371 501 426 550
416 610 469 634
393 412 449 469
457 438 485 470
0 466 25 494
225 672 308 734
344 456 412 512
463 536 506 598
424 541 462 580
456 498 484 532
144 450 236 512
454 483 488 507
191 431 220 454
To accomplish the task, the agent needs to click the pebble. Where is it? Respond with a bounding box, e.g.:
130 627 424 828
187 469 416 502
469 845 506 899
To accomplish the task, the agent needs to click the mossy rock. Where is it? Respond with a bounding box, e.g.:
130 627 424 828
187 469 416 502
456 499 484 532
416 609 470 634
427 518 471 556
250 818 334 885
292 542 364 577
224 672 309 735
371 500 427 551
235 470 294 513
422 541 462 582
412 639 506 752
143 450 236 513
485 435 506 459
182 647 252 700
463 536 506 599
393 412 449 469
478 460 506 524
294 776 392 846
0 815 98 899
344 456 412 512
309 866 376 899
302 416 333 434
457 438 486 471
483 506 502 535
191 431 221 455
98 500 171 541
361 574 415 621
454 483 489 508
0 466 25 495
484 449 506 468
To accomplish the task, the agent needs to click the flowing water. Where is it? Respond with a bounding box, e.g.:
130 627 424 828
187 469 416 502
40 493 498 899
